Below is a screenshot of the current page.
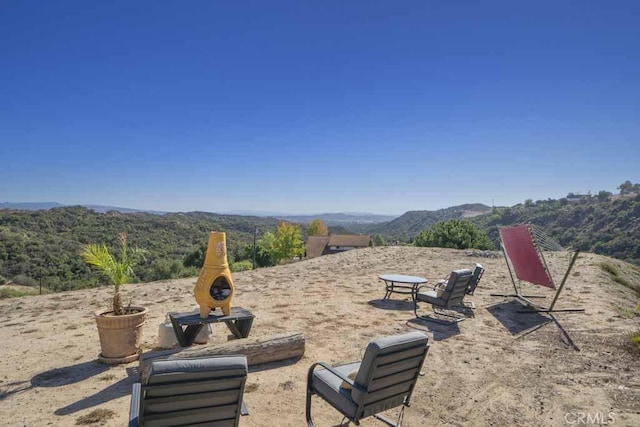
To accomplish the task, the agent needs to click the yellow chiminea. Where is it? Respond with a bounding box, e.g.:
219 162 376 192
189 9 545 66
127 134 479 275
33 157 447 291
194 232 235 318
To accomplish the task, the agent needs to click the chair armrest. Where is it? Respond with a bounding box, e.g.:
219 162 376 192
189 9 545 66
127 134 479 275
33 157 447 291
307 362 367 393
436 274 449 285
415 282 434 294
129 383 141 427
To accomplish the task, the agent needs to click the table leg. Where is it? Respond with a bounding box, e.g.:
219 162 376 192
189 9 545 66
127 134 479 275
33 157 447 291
383 280 393 300
225 317 254 339
411 283 419 301
224 320 242 338
237 317 254 338
182 324 204 346
170 315 204 347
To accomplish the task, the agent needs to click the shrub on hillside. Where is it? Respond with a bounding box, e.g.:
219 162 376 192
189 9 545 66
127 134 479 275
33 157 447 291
0 288 33 299
414 219 495 250
148 259 197 281
11 274 39 287
230 260 253 272
371 234 387 246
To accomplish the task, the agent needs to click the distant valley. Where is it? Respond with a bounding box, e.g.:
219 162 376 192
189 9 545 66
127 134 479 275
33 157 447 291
0 202 167 215
1 183 639 293
0 202 394 225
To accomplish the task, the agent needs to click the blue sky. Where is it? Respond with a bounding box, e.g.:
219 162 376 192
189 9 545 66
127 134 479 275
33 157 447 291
1 1 638 215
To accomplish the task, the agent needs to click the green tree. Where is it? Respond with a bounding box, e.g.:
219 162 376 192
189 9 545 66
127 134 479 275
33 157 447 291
307 219 329 236
371 234 386 247
148 258 191 281
81 233 145 315
414 219 494 250
618 181 634 194
597 190 612 201
272 221 305 264
255 231 276 267
230 260 253 272
183 243 206 268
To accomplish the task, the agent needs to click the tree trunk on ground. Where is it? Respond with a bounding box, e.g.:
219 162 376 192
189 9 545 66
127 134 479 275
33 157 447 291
139 332 305 377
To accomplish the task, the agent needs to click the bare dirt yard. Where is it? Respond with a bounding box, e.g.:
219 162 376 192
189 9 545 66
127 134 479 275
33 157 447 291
1 246 639 426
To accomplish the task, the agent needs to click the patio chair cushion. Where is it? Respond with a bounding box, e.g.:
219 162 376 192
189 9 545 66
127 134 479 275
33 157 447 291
432 279 450 298
352 332 429 405
143 356 248 397
339 369 359 390
416 289 446 307
311 362 361 418
132 355 248 427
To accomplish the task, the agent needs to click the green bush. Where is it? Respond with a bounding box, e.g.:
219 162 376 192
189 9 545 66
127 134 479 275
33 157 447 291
183 244 206 268
599 262 637 292
11 274 39 287
632 331 640 350
371 234 386 247
230 260 253 272
148 259 195 281
0 288 33 299
414 219 494 250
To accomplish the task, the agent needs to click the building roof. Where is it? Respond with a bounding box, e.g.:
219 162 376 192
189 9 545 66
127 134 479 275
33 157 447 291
328 234 371 247
306 236 330 258
306 234 371 258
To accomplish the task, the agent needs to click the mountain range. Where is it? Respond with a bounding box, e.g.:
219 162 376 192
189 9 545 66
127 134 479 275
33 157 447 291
1 187 639 293
348 203 493 237
0 202 396 224
0 202 167 215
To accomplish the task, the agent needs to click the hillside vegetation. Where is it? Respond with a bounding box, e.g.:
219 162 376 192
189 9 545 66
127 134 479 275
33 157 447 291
349 203 492 239
348 189 639 265
471 194 640 265
1 184 639 293
0 206 281 291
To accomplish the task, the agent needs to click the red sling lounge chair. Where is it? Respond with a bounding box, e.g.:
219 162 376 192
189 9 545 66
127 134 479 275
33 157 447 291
491 224 584 314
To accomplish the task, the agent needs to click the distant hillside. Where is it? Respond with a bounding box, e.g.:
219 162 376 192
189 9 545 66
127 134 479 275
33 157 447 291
0 202 166 215
0 207 282 291
0 202 65 210
1 202 394 224
471 194 640 265
3 188 638 291
348 204 493 238
345 194 639 265
0 206 356 292
276 212 397 225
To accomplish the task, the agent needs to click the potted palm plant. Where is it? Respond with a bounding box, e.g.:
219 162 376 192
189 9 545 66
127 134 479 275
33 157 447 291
82 232 148 364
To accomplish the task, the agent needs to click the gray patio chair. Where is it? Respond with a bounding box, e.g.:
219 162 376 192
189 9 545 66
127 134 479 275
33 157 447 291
306 331 429 427
414 268 474 324
467 263 485 296
435 263 485 296
433 263 484 308
129 355 249 427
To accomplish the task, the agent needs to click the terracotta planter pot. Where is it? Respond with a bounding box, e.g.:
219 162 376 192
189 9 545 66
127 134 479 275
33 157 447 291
94 306 148 364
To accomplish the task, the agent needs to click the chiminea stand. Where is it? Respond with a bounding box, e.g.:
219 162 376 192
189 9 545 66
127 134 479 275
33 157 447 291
170 307 255 347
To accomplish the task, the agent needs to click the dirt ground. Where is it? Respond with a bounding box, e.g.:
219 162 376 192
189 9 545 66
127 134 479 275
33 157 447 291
1 246 639 426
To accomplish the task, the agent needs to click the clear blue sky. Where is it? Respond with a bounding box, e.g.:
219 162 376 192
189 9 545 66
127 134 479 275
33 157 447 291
1 1 638 215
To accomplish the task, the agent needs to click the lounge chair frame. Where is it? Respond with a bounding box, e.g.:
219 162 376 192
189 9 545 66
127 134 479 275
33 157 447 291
306 332 429 427
491 225 584 314
129 355 249 427
413 269 474 324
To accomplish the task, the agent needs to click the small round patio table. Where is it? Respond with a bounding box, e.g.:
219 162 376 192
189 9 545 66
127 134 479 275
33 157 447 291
378 274 428 301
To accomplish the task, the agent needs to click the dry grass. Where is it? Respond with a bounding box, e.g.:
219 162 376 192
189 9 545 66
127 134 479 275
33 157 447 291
75 409 116 425
1 247 639 426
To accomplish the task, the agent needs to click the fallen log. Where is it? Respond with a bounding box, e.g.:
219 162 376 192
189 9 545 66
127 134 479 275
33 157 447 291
139 332 305 377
